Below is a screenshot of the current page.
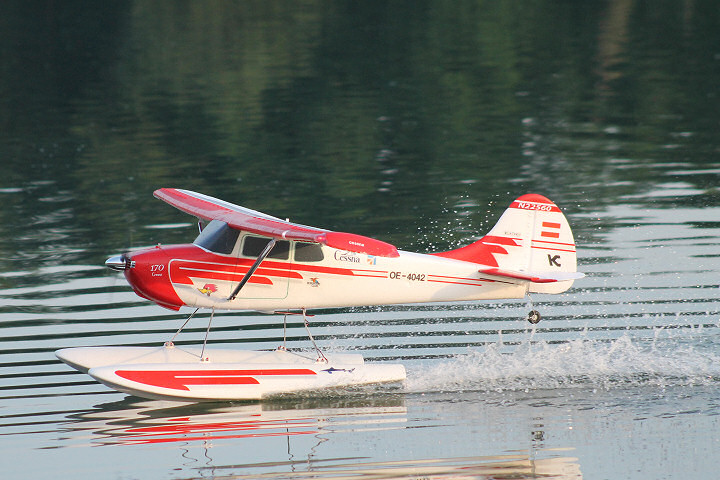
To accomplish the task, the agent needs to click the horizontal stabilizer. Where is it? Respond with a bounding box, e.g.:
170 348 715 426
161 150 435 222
479 267 585 284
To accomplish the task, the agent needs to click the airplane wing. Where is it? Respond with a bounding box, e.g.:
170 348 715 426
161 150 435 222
479 267 585 284
154 188 399 257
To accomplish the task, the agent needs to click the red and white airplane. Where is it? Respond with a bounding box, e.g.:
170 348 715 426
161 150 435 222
57 188 583 401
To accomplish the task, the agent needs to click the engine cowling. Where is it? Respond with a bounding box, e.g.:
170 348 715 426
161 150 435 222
108 245 186 310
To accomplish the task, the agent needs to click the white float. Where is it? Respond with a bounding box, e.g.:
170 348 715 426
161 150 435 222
56 346 406 401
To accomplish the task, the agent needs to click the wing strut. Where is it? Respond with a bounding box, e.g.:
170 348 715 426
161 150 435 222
227 238 277 301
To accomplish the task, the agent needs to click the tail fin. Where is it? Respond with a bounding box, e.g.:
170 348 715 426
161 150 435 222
433 194 582 294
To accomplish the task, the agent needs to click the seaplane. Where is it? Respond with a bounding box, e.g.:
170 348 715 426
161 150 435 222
56 188 583 401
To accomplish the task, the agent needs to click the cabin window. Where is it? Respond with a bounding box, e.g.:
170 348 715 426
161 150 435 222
242 235 290 260
294 242 324 262
193 220 240 255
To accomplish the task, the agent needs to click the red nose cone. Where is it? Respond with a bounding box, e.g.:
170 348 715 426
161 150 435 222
123 246 185 310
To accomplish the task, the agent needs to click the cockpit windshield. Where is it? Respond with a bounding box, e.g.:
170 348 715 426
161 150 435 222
193 220 240 255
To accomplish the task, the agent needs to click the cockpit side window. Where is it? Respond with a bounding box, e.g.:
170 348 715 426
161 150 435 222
294 242 324 262
242 235 290 260
193 220 240 255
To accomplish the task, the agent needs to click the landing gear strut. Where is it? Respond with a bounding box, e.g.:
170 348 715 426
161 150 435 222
275 309 328 363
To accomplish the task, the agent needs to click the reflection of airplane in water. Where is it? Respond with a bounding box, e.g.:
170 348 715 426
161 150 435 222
61 397 582 479
65 396 408 447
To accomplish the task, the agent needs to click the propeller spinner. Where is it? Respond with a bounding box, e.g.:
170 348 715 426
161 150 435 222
105 254 134 271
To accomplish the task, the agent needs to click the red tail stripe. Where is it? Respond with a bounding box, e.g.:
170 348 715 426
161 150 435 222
542 222 561 229
532 239 576 247
531 245 576 253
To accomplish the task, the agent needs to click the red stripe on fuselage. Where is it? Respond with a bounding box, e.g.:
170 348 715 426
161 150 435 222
427 274 487 286
168 252 380 287
170 255 374 285
349 272 388 278
432 236 520 266
175 266 273 285
172 262 303 285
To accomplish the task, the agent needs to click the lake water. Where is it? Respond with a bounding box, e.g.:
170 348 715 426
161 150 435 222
2 2 720 479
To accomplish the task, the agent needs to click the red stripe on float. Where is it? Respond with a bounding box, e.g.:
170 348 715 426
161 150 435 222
116 369 317 391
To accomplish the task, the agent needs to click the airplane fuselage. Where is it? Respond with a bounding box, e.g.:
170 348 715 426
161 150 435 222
120 234 527 312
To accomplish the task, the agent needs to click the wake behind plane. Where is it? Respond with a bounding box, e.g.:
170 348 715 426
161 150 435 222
57 188 583 401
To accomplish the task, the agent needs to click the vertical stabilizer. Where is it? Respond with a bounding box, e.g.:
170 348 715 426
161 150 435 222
433 194 580 294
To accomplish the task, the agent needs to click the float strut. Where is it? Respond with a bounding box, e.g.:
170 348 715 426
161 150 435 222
302 309 327 363
279 313 288 351
200 307 215 361
165 307 200 347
